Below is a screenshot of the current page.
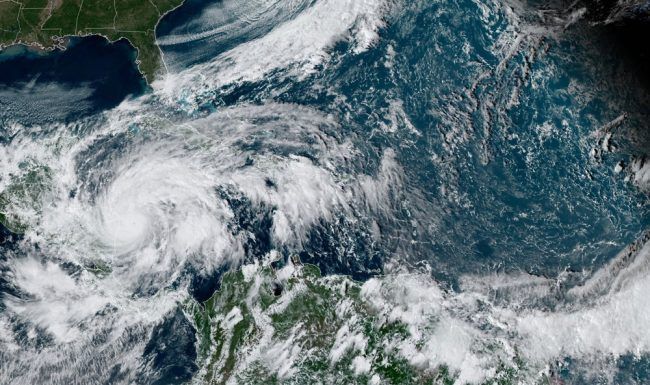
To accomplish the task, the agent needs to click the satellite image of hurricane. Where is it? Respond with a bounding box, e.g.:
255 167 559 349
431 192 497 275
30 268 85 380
0 0 649 384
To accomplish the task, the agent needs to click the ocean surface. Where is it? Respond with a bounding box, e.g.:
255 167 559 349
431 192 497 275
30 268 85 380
0 0 649 384
0 36 146 125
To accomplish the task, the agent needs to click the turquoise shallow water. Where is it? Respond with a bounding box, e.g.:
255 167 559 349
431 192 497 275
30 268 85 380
157 0 650 279
0 0 649 383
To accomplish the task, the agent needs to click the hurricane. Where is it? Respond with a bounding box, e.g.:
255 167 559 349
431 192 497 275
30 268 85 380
0 0 649 383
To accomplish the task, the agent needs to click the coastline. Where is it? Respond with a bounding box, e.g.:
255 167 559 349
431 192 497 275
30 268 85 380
0 0 187 84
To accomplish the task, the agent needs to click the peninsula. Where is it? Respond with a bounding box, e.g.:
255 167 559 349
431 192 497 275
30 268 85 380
0 0 184 83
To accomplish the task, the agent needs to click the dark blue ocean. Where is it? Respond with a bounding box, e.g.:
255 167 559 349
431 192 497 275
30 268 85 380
0 0 649 384
0 36 146 125
154 0 650 281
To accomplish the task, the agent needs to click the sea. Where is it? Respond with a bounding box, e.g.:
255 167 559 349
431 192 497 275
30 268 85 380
0 0 649 383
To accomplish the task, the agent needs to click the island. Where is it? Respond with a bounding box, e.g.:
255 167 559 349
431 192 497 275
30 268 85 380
0 0 184 83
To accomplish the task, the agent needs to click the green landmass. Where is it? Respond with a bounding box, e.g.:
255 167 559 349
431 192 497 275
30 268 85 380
0 0 184 83
0 162 51 233
186 261 536 385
